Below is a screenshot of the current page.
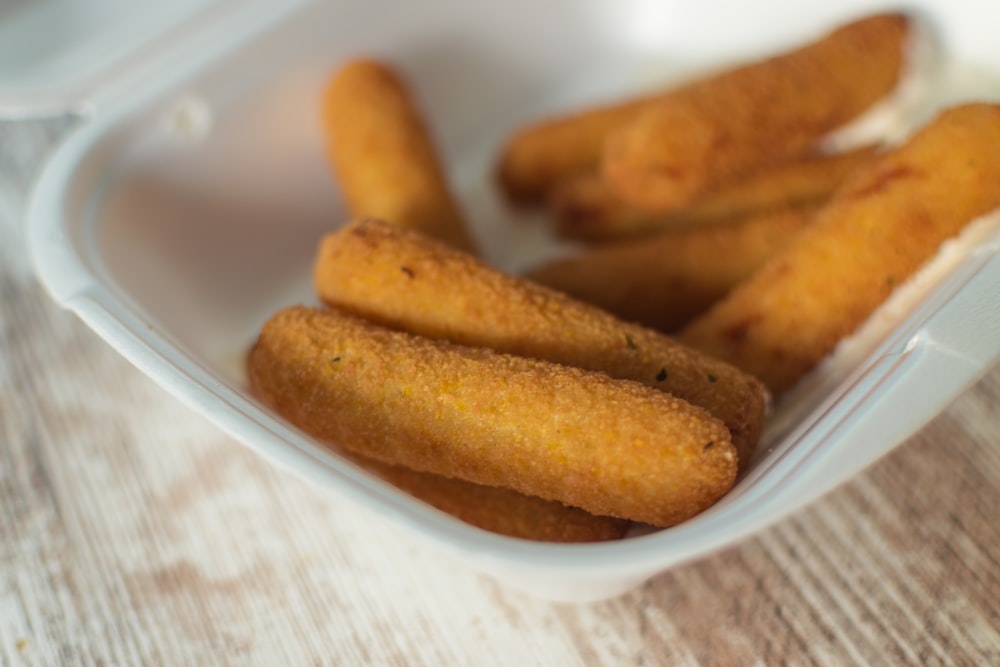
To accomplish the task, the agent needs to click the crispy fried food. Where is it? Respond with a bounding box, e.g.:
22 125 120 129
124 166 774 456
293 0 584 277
314 218 767 467
529 205 815 333
602 13 909 213
321 59 476 251
495 97 658 204
551 146 876 242
679 103 1000 394
352 454 630 542
248 306 737 527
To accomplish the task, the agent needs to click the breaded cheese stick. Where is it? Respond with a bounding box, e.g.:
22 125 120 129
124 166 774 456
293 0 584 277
314 219 767 467
679 103 1000 393
248 306 737 527
551 146 875 242
351 454 630 542
495 97 658 204
603 14 909 212
530 205 815 333
322 59 476 252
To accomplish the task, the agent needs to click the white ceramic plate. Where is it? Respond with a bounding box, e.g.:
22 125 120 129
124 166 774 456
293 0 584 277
23 0 1000 600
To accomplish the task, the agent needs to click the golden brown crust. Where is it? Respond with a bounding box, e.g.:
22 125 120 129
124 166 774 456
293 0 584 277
495 97 657 204
314 219 767 468
321 59 476 252
602 14 909 212
679 103 1000 393
529 205 816 333
248 306 737 527
350 454 630 542
551 146 876 242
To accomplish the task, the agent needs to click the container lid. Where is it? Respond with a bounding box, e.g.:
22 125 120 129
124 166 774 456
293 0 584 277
0 0 219 116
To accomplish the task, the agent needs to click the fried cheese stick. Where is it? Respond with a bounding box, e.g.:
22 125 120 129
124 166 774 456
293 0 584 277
322 59 476 252
495 97 658 204
551 146 875 242
351 455 630 542
679 103 1000 394
314 219 767 467
248 306 737 527
529 205 816 333
602 13 909 213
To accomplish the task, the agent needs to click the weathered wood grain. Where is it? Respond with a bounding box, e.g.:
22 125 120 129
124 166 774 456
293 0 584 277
1 118 998 666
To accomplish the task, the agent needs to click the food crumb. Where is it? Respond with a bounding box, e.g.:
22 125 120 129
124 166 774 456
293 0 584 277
165 95 213 141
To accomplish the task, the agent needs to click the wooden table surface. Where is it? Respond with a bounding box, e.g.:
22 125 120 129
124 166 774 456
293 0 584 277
2 116 999 667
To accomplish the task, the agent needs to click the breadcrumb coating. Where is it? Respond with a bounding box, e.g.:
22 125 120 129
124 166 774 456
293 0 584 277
602 14 909 212
495 97 658 204
314 219 767 467
551 146 875 242
530 205 815 333
322 59 476 252
680 103 1000 393
248 306 737 527
351 454 630 542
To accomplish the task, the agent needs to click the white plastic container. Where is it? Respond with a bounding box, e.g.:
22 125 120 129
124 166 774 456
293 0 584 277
13 0 1000 601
